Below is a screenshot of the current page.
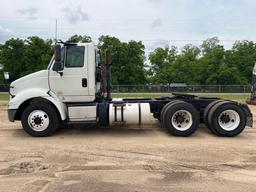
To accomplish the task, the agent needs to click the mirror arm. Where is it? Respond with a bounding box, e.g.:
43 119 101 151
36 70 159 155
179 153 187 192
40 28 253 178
57 71 63 77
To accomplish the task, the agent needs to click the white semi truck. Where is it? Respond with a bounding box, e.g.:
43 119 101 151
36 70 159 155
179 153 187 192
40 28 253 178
7 42 253 137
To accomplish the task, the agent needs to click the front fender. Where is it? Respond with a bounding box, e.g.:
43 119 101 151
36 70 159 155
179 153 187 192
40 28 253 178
8 89 67 120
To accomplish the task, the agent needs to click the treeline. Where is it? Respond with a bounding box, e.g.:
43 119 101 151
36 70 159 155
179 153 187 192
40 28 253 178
0 35 255 85
149 37 255 85
0 36 53 83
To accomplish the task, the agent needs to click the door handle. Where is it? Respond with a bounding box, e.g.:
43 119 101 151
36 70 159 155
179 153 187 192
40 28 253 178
82 78 87 87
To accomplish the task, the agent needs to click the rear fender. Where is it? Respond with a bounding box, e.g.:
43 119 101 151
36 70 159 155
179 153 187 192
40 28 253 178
240 104 253 128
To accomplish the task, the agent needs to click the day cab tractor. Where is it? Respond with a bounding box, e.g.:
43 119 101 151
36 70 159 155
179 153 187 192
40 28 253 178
7 42 253 137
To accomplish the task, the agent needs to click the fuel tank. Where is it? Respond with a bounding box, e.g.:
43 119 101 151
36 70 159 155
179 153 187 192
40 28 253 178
109 102 151 125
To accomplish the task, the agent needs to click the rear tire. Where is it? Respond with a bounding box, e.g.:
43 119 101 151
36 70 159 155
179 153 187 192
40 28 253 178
208 101 246 137
203 100 222 134
21 102 59 137
160 100 183 125
161 101 200 136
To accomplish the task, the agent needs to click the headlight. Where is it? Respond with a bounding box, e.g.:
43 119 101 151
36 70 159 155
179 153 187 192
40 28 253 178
9 86 15 97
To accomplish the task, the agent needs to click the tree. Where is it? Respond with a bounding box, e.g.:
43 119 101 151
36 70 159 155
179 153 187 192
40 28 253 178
0 36 53 82
98 35 147 85
68 35 92 43
225 41 256 84
148 46 177 84
173 44 201 84
23 36 53 76
0 38 26 82
148 37 253 85
0 35 255 86
199 37 226 84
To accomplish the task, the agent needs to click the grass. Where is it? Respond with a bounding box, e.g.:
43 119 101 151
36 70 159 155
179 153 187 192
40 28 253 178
0 92 250 103
0 93 9 101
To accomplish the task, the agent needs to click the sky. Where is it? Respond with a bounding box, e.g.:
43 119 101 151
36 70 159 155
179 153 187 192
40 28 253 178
0 0 256 52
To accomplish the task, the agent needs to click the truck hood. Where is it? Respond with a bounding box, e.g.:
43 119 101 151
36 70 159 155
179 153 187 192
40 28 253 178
10 70 49 96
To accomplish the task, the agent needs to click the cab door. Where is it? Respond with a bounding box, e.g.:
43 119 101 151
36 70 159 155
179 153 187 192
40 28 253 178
49 45 95 102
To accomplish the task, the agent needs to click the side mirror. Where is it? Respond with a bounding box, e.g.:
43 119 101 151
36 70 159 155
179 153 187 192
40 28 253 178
253 63 256 76
53 45 62 71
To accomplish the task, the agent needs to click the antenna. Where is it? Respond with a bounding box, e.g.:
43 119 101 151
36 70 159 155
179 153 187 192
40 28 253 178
55 19 58 43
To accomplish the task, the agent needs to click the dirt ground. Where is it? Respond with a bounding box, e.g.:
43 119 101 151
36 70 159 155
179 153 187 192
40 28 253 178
1 101 256 192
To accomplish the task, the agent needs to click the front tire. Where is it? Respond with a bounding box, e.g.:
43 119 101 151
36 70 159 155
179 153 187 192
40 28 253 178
21 102 59 137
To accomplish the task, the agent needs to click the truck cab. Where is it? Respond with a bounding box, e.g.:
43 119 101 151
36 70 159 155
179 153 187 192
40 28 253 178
48 43 97 102
8 43 103 135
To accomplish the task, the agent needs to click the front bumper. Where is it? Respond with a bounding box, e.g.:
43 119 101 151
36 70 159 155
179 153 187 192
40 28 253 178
8 109 17 122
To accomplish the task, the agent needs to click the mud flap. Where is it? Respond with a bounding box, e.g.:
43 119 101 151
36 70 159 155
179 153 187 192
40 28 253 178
240 104 253 128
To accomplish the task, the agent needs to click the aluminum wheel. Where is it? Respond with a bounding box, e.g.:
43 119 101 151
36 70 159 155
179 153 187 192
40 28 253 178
27 110 50 132
171 110 193 131
218 110 240 131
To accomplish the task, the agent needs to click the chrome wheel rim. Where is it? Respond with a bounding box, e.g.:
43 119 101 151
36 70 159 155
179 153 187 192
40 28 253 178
171 110 193 131
28 110 49 132
218 110 240 131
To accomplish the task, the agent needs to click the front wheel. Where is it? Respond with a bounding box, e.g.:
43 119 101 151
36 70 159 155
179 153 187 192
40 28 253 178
21 102 59 137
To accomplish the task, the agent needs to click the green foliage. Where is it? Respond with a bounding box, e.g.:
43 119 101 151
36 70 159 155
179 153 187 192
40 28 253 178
0 38 26 82
149 37 255 85
148 46 177 84
0 35 255 86
98 35 147 85
0 37 53 82
23 37 53 76
0 71 3 84
0 35 147 85
68 34 92 43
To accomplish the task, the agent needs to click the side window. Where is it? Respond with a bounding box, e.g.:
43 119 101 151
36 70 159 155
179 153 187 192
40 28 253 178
65 46 85 68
